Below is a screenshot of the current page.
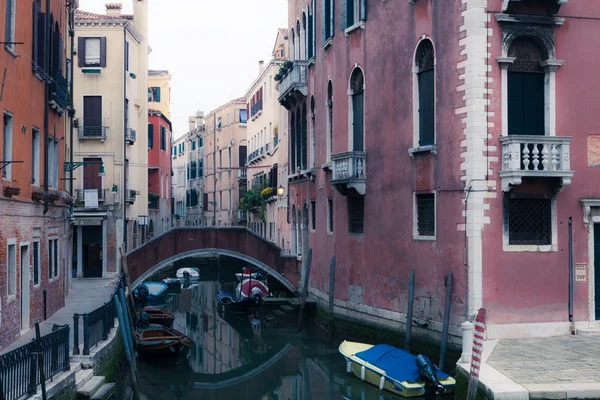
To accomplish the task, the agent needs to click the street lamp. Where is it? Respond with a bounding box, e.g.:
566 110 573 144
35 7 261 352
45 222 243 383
277 185 285 197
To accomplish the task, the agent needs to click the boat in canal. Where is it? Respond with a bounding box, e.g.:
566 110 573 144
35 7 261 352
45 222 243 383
133 282 169 304
236 278 269 299
339 341 455 397
140 306 175 328
235 267 260 281
136 324 193 365
216 290 257 313
176 267 200 280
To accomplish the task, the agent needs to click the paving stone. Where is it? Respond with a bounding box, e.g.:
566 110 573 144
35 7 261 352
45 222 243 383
522 384 566 399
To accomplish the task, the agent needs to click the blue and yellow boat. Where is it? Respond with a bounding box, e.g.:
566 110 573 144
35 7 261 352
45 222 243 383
339 341 455 397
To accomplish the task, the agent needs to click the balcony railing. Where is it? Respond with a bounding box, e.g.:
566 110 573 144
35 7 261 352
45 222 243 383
499 135 573 191
49 72 68 112
278 61 308 110
251 100 263 118
77 119 107 140
75 189 108 208
125 128 136 144
237 168 247 180
331 151 367 196
125 189 137 204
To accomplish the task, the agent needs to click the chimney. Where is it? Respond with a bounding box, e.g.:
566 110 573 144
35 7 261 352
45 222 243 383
259 60 265 74
188 117 196 133
195 110 205 127
105 3 122 16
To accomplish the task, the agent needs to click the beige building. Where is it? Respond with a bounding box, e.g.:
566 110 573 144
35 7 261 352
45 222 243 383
171 134 187 226
204 100 248 226
244 30 291 250
148 70 171 119
185 111 206 226
71 1 149 277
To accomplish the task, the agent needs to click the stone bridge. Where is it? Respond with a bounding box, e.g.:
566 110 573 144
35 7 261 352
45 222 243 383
125 227 300 292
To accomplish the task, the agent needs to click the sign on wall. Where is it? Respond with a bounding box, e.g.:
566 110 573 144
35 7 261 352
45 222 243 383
84 189 99 209
73 219 102 226
576 263 587 282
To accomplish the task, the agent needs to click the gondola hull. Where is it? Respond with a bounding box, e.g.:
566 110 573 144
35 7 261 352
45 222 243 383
140 307 175 328
136 324 193 365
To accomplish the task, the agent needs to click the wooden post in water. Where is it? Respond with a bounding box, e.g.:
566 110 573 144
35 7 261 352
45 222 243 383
405 269 415 352
328 256 336 346
297 248 313 331
439 272 453 372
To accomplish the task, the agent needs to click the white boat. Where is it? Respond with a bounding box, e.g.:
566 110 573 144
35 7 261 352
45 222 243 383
176 267 200 280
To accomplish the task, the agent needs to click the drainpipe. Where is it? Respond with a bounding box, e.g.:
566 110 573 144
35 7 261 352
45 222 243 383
68 2 75 196
123 27 128 251
43 0 51 214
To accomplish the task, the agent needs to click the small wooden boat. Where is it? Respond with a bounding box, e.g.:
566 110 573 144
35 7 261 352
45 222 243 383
136 324 193 365
140 306 175 328
339 341 455 398
216 290 257 313
236 279 269 299
176 268 200 280
133 282 168 303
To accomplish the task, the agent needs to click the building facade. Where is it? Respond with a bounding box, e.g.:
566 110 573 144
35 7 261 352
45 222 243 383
204 100 248 227
280 0 599 340
148 69 171 120
185 111 205 226
148 109 172 238
244 30 292 250
172 134 187 226
0 0 71 349
71 1 149 278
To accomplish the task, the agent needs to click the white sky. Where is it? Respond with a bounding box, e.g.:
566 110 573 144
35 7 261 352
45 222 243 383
78 0 288 138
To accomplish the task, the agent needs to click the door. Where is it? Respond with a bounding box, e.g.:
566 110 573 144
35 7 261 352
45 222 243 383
20 245 30 331
507 72 545 136
83 225 103 278
352 90 364 151
83 96 102 137
595 224 600 320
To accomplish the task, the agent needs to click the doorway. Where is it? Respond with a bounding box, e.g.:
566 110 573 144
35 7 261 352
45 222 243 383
83 225 103 278
595 224 600 320
20 245 30 331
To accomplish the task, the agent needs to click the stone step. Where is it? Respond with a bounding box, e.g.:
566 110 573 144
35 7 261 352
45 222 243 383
90 383 116 400
78 376 106 398
70 362 82 374
578 328 600 336
280 305 294 312
273 309 285 316
75 369 94 391
265 314 277 321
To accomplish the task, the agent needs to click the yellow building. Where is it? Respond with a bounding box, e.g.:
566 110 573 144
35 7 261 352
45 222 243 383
71 1 149 278
148 70 171 120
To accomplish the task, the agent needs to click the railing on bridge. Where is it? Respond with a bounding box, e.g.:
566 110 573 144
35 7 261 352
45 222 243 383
73 273 124 356
0 325 70 400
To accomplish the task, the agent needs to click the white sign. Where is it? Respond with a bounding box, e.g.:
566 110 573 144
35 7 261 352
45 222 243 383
84 189 99 209
576 264 587 282
73 219 102 226
137 216 148 226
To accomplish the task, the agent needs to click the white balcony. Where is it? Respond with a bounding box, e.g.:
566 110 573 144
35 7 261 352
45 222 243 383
499 135 573 192
278 61 307 110
331 151 367 196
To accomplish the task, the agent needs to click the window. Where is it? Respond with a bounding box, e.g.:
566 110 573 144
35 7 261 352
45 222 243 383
7 241 16 296
506 196 551 245
217 117 222 129
82 95 103 137
219 191 223 210
227 113 231 125
327 198 334 233
322 0 334 44
415 193 435 238
342 0 366 30
4 0 16 51
148 124 154 149
415 40 435 146
3 112 13 179
311 200 316 230
348 196 364 234
160 126 166 150
33 241 40 286
228 189 232 210
48 137 59 188
172 145 176 156
32 0 45 70
49 238 58 279
198 159 203 177
240 109 248 123
349 69 364 151
507 36 545 136
198 136 203 147
125 41 129 71
307 0 316 59
78 37 106 67
149 87 161 102
301 104 308 169
32 127 41 185
191 140 196 151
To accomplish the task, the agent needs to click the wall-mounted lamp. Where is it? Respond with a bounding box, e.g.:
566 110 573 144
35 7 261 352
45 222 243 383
277 185 285 197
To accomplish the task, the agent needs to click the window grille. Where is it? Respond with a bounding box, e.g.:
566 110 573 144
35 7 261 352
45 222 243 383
507 197 551 245
348 197 364 234
416 193 435 237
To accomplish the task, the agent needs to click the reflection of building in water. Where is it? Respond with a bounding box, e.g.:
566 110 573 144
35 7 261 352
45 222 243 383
204 295 243 374
187 283 209 373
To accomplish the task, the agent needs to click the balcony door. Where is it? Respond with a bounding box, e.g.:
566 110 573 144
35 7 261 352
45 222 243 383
595 224 600 320
83 96 102 137
84 158 102 190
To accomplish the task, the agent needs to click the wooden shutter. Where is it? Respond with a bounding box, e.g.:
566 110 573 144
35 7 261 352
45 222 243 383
352 92 364 151
594 224 600 318
32 1 39 68
148 124 153 148
5 0 12 43
340 0 347 30
77 37 86 67
330 0 335 38
307 10 313 59
361 0 367 21
418 69 435 146
322 0 327 44
523 73 545 135
58 32 63 74
100 37 107 67
83 158 102 190
37 12 46 71
312 0 316 54
347 0 354 27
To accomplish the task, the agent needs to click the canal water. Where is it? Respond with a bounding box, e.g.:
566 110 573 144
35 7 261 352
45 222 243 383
135 257 459 400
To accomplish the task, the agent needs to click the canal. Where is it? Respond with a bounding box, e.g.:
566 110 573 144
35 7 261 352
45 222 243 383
133 257 461 400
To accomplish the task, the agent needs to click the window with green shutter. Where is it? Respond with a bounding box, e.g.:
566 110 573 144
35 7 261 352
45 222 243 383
148 124 154 149
416 40 435 146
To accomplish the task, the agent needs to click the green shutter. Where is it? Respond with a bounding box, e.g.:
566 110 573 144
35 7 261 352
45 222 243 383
508 72 544 136
347 0 354 27
594 224 600 319
361 0 367 21
322 0 327 44
330 0 335 38
418 70 435 146
352 92 364 151
340 0 347 30
312 0 316 55
148 124 153 149
308 10 313 59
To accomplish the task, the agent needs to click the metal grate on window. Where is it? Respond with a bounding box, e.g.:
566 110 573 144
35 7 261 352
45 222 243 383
311 200 316 230
328 198 333 233
348 196 364 234
507 197 551 245
416 193 435 237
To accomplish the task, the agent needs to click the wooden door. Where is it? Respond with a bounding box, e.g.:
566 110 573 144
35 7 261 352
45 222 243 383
83 158 102 190
83 96 102 137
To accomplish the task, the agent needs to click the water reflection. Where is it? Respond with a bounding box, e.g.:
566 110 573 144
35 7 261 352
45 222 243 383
137 273 445 400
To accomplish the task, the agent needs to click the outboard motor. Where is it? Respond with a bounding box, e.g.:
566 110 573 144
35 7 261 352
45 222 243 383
415 354 445 394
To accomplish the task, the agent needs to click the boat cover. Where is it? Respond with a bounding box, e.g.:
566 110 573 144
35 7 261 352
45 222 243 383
354 345 449 383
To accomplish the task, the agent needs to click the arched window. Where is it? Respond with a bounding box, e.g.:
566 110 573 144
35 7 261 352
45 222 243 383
291 205 297 254
301 102 308 169
507 36 546 136
349 68 365 151
290 28 295 61
296 21 301 60
327 81 333 160
310 96 316 168
302 12 307 60
290 111 296 171
415 39 435 146
295 110 302 172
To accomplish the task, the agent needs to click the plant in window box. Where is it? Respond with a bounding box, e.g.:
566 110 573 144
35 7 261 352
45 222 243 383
3 186 21 198
74 199 84 208
63 195 76 206
48 190 61 202
274 73 282 82
31 189 45 202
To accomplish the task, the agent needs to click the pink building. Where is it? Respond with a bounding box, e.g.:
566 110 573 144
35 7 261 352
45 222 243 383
147 109 172 238
281 0 599 340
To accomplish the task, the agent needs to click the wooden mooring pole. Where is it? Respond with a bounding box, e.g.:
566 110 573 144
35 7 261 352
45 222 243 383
297 248 313 331
439 272 453 372
328 256 336 345
405 269 415 352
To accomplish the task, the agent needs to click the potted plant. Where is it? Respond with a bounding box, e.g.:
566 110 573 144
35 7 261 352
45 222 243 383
31 190 45 202
3 186 20 198
48 190 61 202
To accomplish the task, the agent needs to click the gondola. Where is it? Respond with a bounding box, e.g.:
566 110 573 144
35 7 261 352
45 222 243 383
136 324 193 365
140 306 175 328
133 282 168 304
216 290 257 314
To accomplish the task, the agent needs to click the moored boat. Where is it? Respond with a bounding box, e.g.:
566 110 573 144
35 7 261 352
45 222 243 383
133 282 169 304
140 306 175 328
176 267 200 280
235 267 260 281
236 279 269 299
216 290 257 313
136 324 193 365
339 341 455 398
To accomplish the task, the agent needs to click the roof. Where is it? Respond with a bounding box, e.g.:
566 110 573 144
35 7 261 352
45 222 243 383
75 9 134 21
149 69 170 76
278 28 288 39
148 109 173 130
